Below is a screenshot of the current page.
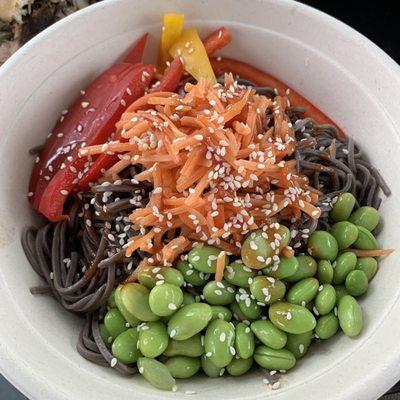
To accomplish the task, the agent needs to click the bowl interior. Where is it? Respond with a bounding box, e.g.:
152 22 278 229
1 1 400 399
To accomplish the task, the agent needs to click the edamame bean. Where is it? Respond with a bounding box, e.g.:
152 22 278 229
250 320 287 349
330 221 359 250
286 278 319 306
138 266 184 289
345 270 368 296
182 292 195 306
254 345 296 370
285 331 313 359
235 322 255 359
203 280 236 305
224 261 256 287
99 323 112 348
317 260 333 284
349 206 380 231
163 334 204 357
356 257 378 281
226 357 253 376
149 283 183 317
168 303 212 340
338 295 363 337
263 257 299 280
115 286 141 327
204 319 235 368
235 288 261 320
353 226 378 250
335 285 349 303
315 313 339 339
104 308 128 339
116 283 159 322
107 289 117 308
241 230 273 269
269 302 316 334
111 328 140 364
176 260 210 286
137 357 176 391
230 302 249 321
285 256 317 283
249 276 286 305
330 192 356 222
307 231 338 261
201 354 224 377
210 306 232 322
188 246 228 273
332 252 357 284
165 356 201 378
315 284 336 315
138 321 169 358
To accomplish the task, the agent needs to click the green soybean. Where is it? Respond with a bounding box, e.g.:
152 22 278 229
307 231 338 261
345 270 368 296
204 319 235 368
315 284 336 315
201 354 224 377
188 245 228 273
285 256 318 283
99 323 112 348
203 280 236 306
210 306 232 321
236 288 261 320
285 331 313 359
241 230 273 269
107 289 117 308
269 302 316 334
137 357 176 391
163 334 204 357
254 345 296 370
338 295 363 337
317 260 334 284
111 328 140 364
235 322 255 359
263 257 299 280
335 285 349 303
165 356 201 378
182 292 195 306
230 302 249 321
176 260 210 286
250 320 287 349
149 283 183 317
168 303 212 340
349 206 380 231
330 221 359 250
330 192 356 222
315 312 339 339
249 276 286 305
138 321 168 358
115 286 141 327
356 257 378 281
286 278 319 305
226 357 253 376
353 226 378 250
138 266 184 289
224 261 256 287
332 252 357 284
104 308 128 339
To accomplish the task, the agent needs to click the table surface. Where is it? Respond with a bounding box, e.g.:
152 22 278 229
1 1 399 399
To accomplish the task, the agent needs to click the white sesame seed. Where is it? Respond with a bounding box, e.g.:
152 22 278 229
60 190 68 196
110 358 117 367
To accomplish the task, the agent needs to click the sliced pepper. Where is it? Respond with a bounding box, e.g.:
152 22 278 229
157 13 185 72
210 56 345 137
203 27 232 56
169 28 217 84
151 57 184 92
123 33 148 64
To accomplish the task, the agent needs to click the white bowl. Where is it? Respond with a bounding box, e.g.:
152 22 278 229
1 0 400 399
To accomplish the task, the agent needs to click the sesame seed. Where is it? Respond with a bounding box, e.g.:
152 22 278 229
110 358 117 367
60 190 68 196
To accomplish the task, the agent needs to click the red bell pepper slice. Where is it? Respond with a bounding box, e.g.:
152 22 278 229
203 27 232 56
151 58 184 92
123 33 148 64
211 56 345 138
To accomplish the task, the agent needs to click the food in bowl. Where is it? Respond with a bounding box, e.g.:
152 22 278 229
21 13 393 391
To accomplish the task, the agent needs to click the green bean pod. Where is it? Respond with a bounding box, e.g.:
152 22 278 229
164 356 201 379
315 284 336 315
188 245 228 273
235 322 255 359
224 261 256 287
226 357 253 376
286 278 319 306
285 256 317 283
249 276 286 305
203 280 236 306
250 320 287 349
254 345 296 370
114 288 141 327
163 334 204 357
111 328 141 364
285 331 313 359
137 357 176 391
338 295 363 337
315 312 339 339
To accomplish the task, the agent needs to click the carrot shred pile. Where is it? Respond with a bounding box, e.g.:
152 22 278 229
80 75 321 266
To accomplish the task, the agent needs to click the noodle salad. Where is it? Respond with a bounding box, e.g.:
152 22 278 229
22 13 393 392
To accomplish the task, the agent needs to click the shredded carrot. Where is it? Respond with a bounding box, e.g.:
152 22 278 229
344 248 394 257
215 251 226 282
281 246 295 258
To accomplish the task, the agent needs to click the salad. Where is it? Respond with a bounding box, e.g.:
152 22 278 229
22 13 393 392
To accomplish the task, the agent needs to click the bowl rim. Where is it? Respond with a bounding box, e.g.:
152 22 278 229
1 0 400 399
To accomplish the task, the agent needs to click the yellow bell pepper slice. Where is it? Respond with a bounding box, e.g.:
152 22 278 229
169 28 217 84
157 13 185 72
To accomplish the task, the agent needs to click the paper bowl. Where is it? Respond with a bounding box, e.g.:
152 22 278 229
0 0 399 399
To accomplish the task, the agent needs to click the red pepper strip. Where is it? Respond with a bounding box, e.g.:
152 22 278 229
203 27 232 56
34 64 155 221
123 33 148 64
150 58 184 92
210 57 345 138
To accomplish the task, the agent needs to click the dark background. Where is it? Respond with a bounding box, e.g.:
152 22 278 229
1 1 399 399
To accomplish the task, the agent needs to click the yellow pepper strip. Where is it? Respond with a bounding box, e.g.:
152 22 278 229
169 28 217 84
157 13 185 72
